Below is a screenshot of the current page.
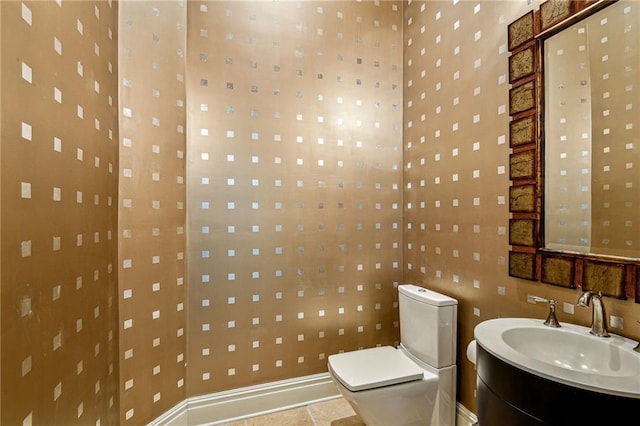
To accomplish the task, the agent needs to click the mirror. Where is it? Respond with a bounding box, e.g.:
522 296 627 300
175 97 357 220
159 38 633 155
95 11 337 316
507 0 640 300
544 0 640 259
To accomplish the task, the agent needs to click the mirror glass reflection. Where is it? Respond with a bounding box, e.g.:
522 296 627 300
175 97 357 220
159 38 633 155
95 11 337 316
544 0 640 259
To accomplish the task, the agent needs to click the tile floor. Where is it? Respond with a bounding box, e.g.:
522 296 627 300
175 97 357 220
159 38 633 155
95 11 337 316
220 397 365 426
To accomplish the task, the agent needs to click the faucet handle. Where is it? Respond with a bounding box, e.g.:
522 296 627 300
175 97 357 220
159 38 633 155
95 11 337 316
543 299 561 328
528 295 549 304
528 295 561 327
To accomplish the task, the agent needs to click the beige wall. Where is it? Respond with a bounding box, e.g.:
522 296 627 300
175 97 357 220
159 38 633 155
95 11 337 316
185 0 404 397
2 1 640 424
1 1 120 424
117 1 187 423
403 0 522 409
0 2 3 420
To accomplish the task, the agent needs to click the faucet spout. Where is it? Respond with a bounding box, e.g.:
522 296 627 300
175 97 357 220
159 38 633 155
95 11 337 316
577 291 610 337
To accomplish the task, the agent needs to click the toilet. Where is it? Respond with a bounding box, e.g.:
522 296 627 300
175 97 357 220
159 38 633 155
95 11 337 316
328 284 457 426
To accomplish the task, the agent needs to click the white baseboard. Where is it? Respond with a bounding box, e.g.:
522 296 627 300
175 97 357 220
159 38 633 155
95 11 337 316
456 402 479 426
149 373 478 426
148 373 340 426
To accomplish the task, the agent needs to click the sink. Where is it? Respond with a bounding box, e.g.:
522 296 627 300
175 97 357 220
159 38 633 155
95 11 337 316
502 325 639 377
474 318 640 398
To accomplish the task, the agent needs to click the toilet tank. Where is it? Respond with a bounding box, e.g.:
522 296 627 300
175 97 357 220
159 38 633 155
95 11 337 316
398 284 457 369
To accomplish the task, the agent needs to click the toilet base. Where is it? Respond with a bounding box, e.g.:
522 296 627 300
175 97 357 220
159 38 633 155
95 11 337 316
330 348 456 426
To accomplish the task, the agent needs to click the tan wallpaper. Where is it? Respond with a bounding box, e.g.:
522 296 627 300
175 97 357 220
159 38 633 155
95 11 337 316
186 0 404 396
2 1 639 424
403 0 516 408
117 1 187 424
403 0 640 413
1 1 120 424
0 2 3 419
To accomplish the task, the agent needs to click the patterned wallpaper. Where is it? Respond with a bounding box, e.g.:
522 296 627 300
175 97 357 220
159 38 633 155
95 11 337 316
402 0 521 406
2 1 640 424
403 0 640 412
1 1 119 424
185 0 404 397
117 1 187 424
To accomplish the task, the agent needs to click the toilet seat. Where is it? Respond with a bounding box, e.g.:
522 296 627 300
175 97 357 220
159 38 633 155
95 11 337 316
328 346 424 392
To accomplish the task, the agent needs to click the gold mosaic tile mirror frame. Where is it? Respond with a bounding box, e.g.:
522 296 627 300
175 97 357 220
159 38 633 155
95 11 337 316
507 0 640 302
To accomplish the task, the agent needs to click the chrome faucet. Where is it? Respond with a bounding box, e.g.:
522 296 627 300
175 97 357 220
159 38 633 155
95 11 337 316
577 291 610 337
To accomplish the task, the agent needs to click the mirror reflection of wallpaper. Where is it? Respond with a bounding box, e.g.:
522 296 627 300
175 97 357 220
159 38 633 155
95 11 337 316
545 1 640 258
544 29 593 253
186 1 404 396
589 1 639 258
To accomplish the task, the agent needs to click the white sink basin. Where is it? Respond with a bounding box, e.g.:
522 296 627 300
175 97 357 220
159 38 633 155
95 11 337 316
475 318 640 398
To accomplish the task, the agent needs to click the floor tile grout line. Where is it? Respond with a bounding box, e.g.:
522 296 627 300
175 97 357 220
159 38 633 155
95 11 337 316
305 405 317 426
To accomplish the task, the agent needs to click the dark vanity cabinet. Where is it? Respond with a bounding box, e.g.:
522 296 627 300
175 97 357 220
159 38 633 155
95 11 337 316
476 344 640 425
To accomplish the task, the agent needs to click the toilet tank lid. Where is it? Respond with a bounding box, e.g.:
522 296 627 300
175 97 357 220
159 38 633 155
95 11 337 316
399 284 457 306
328 346 423 392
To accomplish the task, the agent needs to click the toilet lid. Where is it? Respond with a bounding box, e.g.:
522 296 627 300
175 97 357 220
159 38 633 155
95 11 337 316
328 346 423 392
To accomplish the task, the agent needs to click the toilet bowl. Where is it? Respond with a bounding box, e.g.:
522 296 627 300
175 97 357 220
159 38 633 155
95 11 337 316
327 284 457 426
